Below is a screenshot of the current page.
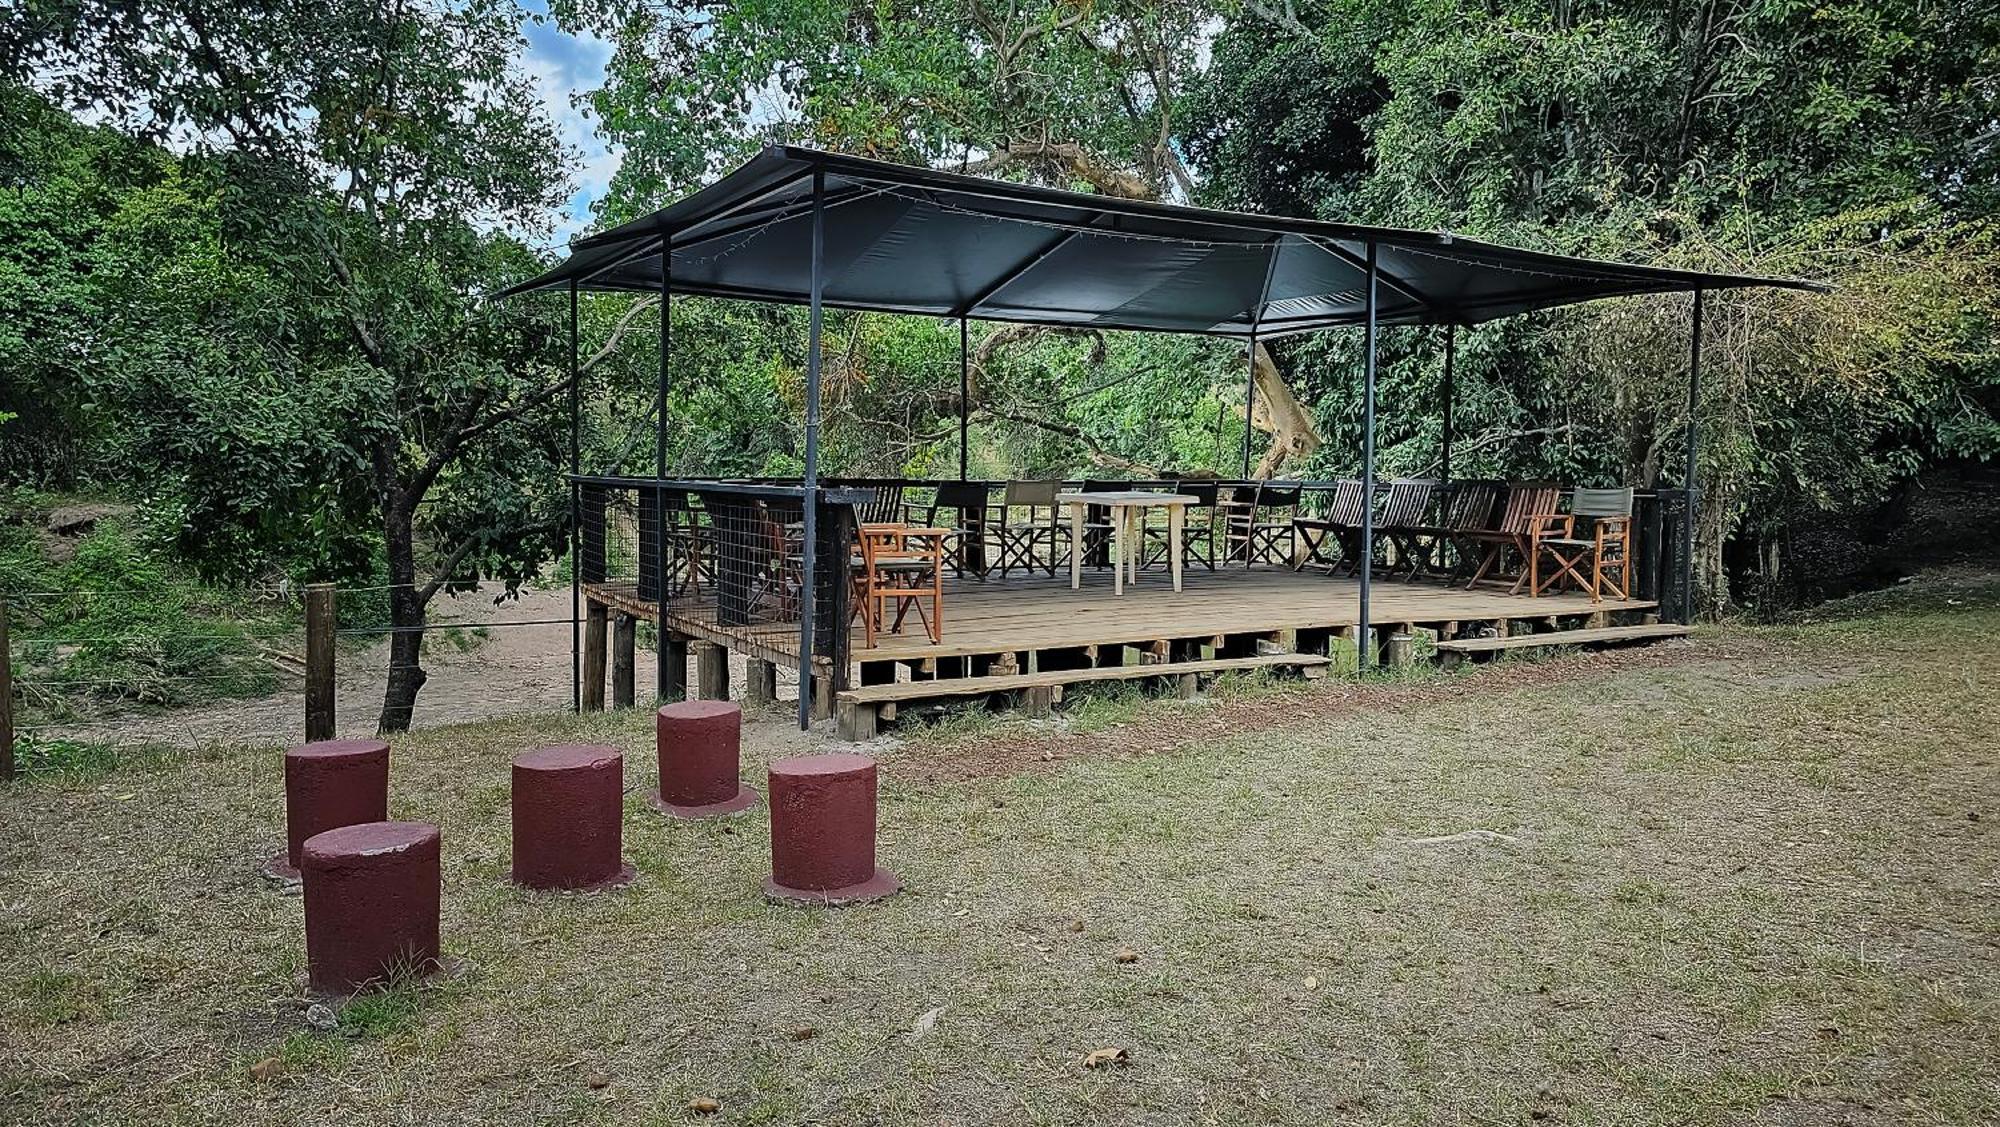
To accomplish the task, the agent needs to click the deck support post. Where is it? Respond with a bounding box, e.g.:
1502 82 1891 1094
837 701 877 742
796 169 827 730
1357 241 1379 671
1680 287 1704 625
1385 628 1413 669
744 657 776 707
611 613 636 708
660 631 688 702
654 229 673 701
812 674 836 721
568 279 581 712
958 316 970 479
693 641 729 701
1440 322 1456 482
581 603 606 715
1024 685 1056 718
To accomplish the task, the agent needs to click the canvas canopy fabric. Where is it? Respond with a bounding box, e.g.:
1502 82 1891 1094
500 145 1822 335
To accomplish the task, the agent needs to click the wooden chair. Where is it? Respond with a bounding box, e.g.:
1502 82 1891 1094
991 479 1064 576
1078 479 1130 569
1531 487 1634 601
1216 482 1261 566
1463 481 1564 592
1293 479 1371 574
1376 478 1441 580
850 523 945 647
907 481 992 578
1414 479 1504 583
1244 483 1302 566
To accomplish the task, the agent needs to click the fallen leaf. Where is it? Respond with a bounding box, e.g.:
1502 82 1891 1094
248 1056 285 1083
1114 948 1139 964
1068 920 1085 933
688 1096 721 1114
1303 976 1319 991
1082 1046 1131 1068
787 1026 818 1042
906 1005 945 1040
585 1071 610 1089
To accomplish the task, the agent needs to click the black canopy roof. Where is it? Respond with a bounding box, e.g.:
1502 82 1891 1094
500 146 1824 337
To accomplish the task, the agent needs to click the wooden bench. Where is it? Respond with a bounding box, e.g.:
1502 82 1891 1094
1434 623 1690 669
834 652 1331 740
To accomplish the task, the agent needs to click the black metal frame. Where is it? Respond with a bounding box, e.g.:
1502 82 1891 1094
553 158 1723 727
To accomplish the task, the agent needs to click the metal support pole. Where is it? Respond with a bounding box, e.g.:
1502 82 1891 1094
797 170 826 729
1358 243 1379 670
1241 326 1258 478
1681 288 1704 624
568 279 581 712
958 316 970 480
655 239 672 700
1440 323 1456 482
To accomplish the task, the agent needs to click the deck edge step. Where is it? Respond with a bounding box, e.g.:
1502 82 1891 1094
836 653 1331 704
1435 623 1691 655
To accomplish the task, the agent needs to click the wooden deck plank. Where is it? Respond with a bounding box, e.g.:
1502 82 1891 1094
587 567 1656 667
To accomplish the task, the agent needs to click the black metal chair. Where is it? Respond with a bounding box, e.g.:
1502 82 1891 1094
907 480 993 578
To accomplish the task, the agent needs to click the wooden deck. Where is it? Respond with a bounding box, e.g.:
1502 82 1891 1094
586 564 1656 674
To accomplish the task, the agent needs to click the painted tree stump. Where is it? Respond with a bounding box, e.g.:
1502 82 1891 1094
266 738 390 882
511 745 635 891
649 700 758 817
301 821 441 995
764 752 898 905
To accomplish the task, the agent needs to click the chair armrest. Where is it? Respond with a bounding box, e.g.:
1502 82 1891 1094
1526 514 1573 540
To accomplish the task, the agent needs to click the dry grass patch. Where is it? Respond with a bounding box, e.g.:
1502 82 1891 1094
2 574 1996 1125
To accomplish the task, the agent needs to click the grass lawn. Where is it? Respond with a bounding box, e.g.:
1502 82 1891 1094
2 575 1996 1126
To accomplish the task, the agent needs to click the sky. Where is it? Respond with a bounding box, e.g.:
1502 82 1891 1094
519 5 618 251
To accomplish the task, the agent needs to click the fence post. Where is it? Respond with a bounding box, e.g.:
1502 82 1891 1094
582 601 608 712
305 583 336 742
1 596 14 782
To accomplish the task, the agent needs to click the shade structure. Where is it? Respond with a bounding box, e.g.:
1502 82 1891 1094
498 145 1822 332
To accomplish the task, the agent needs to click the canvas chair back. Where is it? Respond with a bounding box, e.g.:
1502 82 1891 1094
930 480 989 514
1002 479 1059 523
1256 484 1302 513
1571 487 1634 519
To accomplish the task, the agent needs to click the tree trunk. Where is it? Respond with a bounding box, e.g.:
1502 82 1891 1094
377 493 428 733
1248 342 1322 478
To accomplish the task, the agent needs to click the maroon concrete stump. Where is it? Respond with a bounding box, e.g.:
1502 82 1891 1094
764 752 899 905
510 744 635 891
648 700 759 817
301 821 441 995
264 738 390 882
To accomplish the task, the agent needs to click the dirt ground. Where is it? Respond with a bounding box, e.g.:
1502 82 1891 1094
2 573 1996 1126
48 586 796 749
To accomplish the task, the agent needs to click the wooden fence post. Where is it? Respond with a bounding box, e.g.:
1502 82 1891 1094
611 613 636 709
304 583 336 743
582 602 608 712
1 596 14 782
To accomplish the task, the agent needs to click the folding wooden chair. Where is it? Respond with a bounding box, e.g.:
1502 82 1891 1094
1293 478 1371 574
1376 478 1440 580
1531 487 1634 601
1463 481 1563 592
850 523 945 647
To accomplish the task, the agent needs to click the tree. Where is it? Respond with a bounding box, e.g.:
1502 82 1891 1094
564 0 1325 476
8 0 587 729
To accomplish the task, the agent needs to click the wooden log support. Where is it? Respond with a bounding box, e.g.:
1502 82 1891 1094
582 602 608 712
1385 630 1414 668
812 674 836 721
660 631 689 702
744 658 777 707
304 583 336 743
1024 685 1056 718
990 651 1021 677
836 700 878 742
611 613 636 709
692 640 729 701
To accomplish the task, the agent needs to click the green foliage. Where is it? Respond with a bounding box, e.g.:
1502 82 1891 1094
2 491 285 715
